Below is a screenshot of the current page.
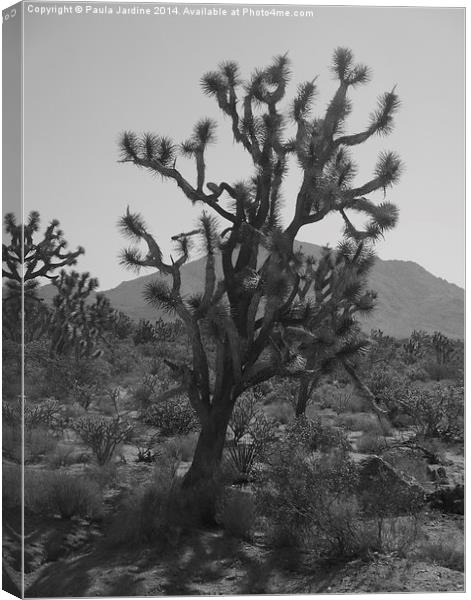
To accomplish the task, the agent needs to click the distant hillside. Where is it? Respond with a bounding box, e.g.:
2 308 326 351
37 240 464 339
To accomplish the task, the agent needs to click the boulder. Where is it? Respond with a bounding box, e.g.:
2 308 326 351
428 484 464 515
357 456 427 516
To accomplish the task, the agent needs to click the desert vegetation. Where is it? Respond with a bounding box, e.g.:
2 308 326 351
2 48 464 596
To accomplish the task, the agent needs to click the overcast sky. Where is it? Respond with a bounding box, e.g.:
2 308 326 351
20 3 465 289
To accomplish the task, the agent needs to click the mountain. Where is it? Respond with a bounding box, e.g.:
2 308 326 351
37 240 464 339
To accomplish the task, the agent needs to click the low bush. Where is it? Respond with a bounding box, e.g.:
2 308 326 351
336 412 391 436
417 534 464 572
286 417 352 454
71 416 133 465
107 459 195 547
217 489 256 540
330 387 365 414
3 397 61 429
24 470 103 520
85 462 118 489
25 426 57 462
45 444 77 468
143 397 198 437
2 424 22 463
264 401 292 424
133 374 159 408
257 446 361 555
355 514 423 557
2 464 21 509
399 384 463 443
355 431 388 454
70 382 99 411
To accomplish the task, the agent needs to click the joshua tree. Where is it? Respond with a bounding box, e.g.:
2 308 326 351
290 241 380 416
2 211 84 284
48 270 115 359
119 48 402 489
2 211 84 341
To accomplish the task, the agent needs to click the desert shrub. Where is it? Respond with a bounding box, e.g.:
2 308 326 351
26 398 61 428
70 381 100 411
330 387 365 414
257 446 362 555
286 416 351 454
133 319 157 345
38 355 112 401
25 426 58 462
356 514 423 557
110 310 134 340
356 431 388 454
405 365 429 382
4 397 61 429
107 342 138 374
417 535 464 571
143 397 198 436
71 416 133 465
401 384 463 443
366 367 406 422
24 470 103 520
264 401 292 424
107 456 215 547
148 357 162 376
216 489 256 540
85 462 118 489
133 374 159 408
336 412 392 436
46 444 79 468
2 424 22 462
423 361 458 382
2 464 21 509
50 473 103 520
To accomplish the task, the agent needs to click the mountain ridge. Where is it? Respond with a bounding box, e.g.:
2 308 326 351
37 240 464 340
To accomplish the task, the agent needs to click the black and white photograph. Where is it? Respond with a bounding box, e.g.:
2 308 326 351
2 1 465 597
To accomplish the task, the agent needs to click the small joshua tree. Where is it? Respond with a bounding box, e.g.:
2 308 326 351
48 270 116 359
288 241 379 416
118 48 402 490
2 211 84 284
2 211 84 342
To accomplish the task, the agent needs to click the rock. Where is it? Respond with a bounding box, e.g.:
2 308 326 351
426 465 448 483
357 456 427 516
427 484 464 515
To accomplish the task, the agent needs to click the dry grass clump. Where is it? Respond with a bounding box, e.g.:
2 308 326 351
336 412 392 436
216 489 257 540
24 470 103 520
416 534 464 571
356 431 388 454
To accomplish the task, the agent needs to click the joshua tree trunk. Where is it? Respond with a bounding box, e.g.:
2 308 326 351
295 378 312 417
182 384 235 489
295 369 322 417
